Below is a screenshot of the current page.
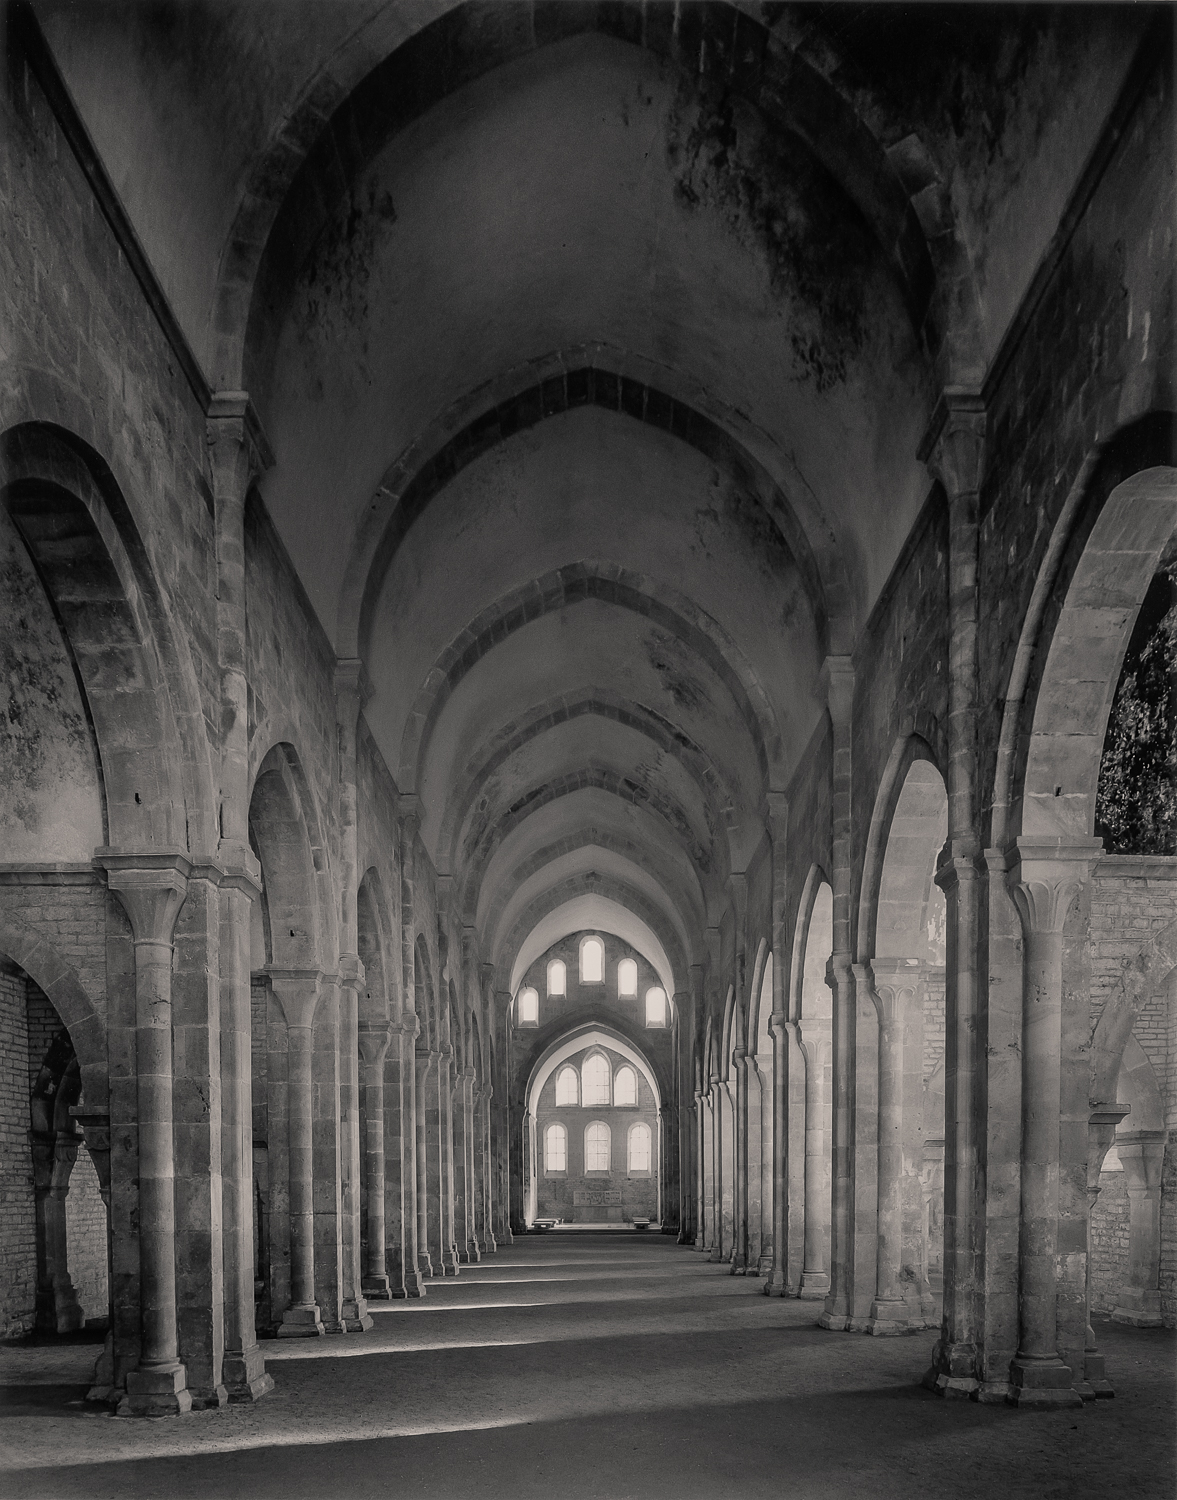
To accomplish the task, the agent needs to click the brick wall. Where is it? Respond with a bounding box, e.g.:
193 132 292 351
0 881 108 1024
922 973 946 1082
0 963 36 1338
1090 1167 1130 1314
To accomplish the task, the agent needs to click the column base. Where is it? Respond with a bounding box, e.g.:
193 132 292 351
418 1253 434 1278
459 1245 481 1263
756 1254 774 1277
1082 1351 1115 1399
87 1331 116 1402
483 1233 497 1253
118 1363 192 1417
975 1380 1013 1405
362 1274 392 1299
342 1297 374 1332
223 1346 274 1403
1112 1294 1162 1327
277 1304 325 1338
923 1339 980 1398
190 1384 229 1411
866 1298 925 1335
1007 1356 1082 1408
799 1271 830 1300
402 1270 426 1298
440 1248 461 1276
817 1311 851 1330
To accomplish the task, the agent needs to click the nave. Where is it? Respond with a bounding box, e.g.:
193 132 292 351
3 1232 1173 1500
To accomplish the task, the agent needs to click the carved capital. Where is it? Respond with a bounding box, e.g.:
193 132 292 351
920 390 986 496
206 390 273 497
358 1023 393 1067
1007 838 1102 936
338 952 366 990
266 968 322 1030
96 848 191 946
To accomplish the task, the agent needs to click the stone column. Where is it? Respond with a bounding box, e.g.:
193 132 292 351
30 1130 84 1333
731 1043 750 1274
386 1014 424 1296
694 1088 707 1250
480 1083 497 1252
1080 1105 1130 1396
267 969 325 1338
100 851 193 1414
359 1024 392 1298
338 957 371 1330
799 1017 831 1299
700 1089 714 1252
1112 1130 1167 1328
439 1045 460 1274
868 965 925 1334
312 975 347 1332
415 1048 435 1277
459 1067 480 1261
765 1016 790 1294
821 656 858 1332
922 396 986 1396
709 1076 725 1262
207 393 273 1403
217 862 272 1401
1005 840 1099 1407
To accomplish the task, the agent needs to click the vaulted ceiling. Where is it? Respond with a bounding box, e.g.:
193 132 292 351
34 0 1148 992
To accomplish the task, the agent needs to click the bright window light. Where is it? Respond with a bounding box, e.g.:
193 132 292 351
617 958 638 996
580 936 604 983
585 1121 611 1171
645 987 667 1027
582 1053 611 1106
614 1065 637 1106
628 1122 651 1172
555 1066 578 1106
547 959 566 997
545 1122 567 1172
516 987 538 1024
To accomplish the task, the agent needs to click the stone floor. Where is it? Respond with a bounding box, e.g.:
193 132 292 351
2 1235 1173 1499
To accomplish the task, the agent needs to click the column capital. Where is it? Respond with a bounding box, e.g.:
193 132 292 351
206 390 273 485
358 1023 393 1066
266 968 322 1030
338 952 366 989
334 657 372 711
819 655 854 723
391 1011 421 1039
96 848 191 944
918 389 986 494
1006 837 1103 934
215 839 263 899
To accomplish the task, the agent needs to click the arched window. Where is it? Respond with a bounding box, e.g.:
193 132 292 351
585 1121 611 1172
547 959 566 997
545 1123 567 1173
580 936 604 983
617 958 638 996
555 1066 578 1106
645 987 667 1027
582 1053 611 1106
614 1065 637 1106
516 987 538 1025
628 1122 652 1173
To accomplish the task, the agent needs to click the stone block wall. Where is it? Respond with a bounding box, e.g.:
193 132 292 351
0 962 36 1337
0 879 109 1024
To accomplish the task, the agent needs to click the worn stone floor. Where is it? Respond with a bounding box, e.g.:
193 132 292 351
2 1234 1173 1500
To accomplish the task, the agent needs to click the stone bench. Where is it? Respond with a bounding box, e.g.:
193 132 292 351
631 1218 651 1231
532 1218 560 1232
